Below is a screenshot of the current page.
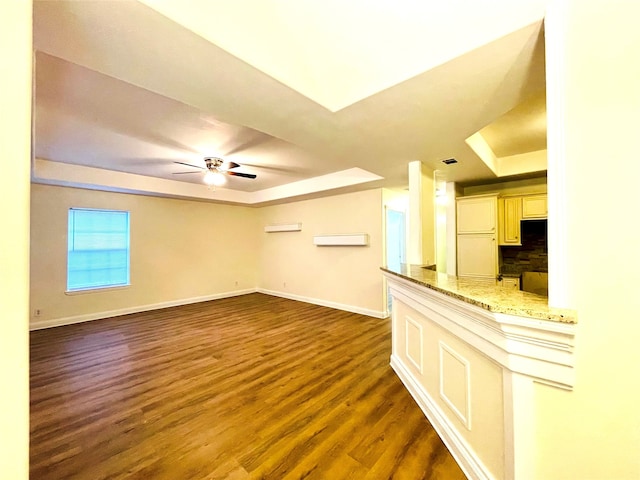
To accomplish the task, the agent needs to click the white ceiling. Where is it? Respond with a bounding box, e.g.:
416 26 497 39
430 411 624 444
32 0 548 206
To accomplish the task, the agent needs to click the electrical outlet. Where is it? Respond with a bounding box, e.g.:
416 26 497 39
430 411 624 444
34 309 42 317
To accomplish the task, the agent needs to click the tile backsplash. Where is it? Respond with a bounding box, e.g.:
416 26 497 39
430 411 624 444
500 220 548 275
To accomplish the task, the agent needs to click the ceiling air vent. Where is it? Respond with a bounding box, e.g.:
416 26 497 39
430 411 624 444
442 158 458 165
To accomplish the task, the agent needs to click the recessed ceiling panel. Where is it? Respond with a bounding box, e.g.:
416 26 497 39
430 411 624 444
479 92 547 158
138 0 547 111
34 52 318 192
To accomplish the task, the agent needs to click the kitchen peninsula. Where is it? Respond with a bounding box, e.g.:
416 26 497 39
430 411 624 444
383 264 575 323
381 264 577 480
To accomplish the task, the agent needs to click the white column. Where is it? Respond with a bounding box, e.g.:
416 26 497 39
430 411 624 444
545 0 571 308
434 171 447 273
445 182 458 276
407 161 435 265
408 161 423 264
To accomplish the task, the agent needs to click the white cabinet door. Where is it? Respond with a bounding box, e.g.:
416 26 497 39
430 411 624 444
522 194 547 219
503 197 522 244
457 234 497 279
498 197 523 245
457 196 497 234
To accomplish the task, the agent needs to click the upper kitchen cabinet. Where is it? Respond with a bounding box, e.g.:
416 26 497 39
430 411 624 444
456 194 497 234
498 196 523 245
522 194 548 219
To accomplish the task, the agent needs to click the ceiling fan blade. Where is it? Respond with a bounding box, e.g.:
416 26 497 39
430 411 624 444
226 161 241 170
173 161 205 170
239 162 304 174
227 171 257 179
172 171 202 174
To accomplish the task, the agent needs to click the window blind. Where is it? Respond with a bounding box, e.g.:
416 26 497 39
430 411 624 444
67 208 130 291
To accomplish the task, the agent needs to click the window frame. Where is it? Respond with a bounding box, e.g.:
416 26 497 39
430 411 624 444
66 207 131 293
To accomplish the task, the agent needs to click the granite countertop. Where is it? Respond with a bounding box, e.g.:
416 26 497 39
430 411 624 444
381 264 577 324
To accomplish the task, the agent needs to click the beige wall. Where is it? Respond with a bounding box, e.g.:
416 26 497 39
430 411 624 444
30 186 386 326
30 184 260 326
258 189 385 316
535 1 640 479
382 187 410 212
0 0 31 477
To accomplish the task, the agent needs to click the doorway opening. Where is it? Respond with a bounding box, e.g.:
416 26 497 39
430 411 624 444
385 206 406 313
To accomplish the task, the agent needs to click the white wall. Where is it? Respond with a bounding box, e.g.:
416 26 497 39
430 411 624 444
0 1 31 477
30 184 260 328
462 176 547 197
259 189 385 317
535 1 640 479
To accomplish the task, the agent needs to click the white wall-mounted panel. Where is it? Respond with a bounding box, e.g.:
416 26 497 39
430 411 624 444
313 233 369 246
264 223 302 232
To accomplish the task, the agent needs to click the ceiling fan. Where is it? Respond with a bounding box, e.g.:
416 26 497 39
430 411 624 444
173 157 257 186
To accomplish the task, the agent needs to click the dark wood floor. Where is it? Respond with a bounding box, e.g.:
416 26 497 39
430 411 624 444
30 293 466 479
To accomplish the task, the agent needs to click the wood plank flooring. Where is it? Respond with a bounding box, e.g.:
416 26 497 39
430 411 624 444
30 293 466 479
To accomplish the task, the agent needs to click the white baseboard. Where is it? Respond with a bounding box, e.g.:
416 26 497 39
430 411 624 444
257 288 387 319
390 354 493 480
30 288 387 331
29 288 257 331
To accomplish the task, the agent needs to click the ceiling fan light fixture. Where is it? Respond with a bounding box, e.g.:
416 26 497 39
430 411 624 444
204 170 226 186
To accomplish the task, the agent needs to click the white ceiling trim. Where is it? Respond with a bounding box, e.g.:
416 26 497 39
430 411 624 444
496 150 547 177
465 133 547 178
250 167 383 204
465 132 498 175
32 159 383 205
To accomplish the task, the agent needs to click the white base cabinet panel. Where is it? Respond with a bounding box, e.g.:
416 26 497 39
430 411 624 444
457 234 497 279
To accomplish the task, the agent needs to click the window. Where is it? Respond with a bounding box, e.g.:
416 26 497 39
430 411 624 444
67 208 130 291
